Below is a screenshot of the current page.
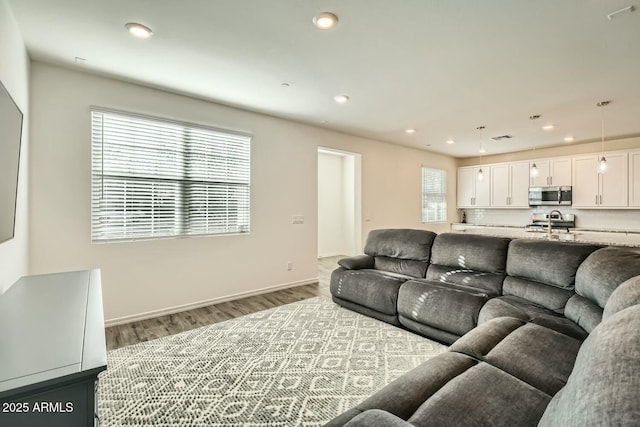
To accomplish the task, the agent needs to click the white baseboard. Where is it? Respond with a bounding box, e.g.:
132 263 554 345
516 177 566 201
104 277 319 327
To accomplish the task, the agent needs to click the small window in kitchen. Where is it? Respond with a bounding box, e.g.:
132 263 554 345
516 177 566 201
422 167 447 223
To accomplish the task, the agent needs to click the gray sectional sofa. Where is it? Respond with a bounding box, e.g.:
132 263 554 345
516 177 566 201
327 229 640 426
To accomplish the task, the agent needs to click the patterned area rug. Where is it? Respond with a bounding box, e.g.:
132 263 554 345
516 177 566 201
98 297 447 426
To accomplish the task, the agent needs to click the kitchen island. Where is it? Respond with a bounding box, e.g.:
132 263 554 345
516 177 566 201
451 223 640 248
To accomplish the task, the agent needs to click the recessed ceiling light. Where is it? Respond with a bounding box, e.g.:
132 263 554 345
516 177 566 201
334 94 349 104
479 147 486 154
405 128 416 134
125 22 153 39
446 139 455 144
564 136 575 142
313 12 339 30
542 124 555 130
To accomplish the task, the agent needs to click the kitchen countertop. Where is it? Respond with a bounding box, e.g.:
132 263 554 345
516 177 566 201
451 223 640 248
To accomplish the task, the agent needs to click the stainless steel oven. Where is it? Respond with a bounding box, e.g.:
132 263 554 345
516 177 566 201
528 186 572 206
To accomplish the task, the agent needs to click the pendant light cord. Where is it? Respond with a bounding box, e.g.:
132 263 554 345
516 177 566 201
601 103 605 154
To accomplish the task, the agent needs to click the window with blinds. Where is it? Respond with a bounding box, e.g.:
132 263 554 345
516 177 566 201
422 167 447 223
91 110 251 242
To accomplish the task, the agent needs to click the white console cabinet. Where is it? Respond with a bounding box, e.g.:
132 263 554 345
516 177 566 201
0 270 107 427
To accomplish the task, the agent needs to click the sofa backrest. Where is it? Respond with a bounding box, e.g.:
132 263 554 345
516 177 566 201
364 229 437 278
503 240 601 312
603 275 640 321
425 233 511 295
564 247 640 332
537 299 640 426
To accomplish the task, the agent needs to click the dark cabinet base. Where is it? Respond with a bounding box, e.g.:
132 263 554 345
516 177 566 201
0 377 99 427
0 270 107 427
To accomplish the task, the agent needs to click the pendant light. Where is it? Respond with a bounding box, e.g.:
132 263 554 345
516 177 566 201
529 115 540 178
597 101 610 174
477 126 486 181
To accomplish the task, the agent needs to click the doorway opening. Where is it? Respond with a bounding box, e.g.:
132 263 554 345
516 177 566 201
317 147 362 258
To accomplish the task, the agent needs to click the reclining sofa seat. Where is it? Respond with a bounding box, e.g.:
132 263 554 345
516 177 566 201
397 233 511 344
326 273 640 427
330 229 437 325
479 239 603 340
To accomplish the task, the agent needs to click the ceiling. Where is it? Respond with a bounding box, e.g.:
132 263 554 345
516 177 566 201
8 0 640 158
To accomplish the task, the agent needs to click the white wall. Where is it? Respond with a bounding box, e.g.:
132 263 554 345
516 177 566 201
342 154 359 256
0 0 29 293
29 62 458 323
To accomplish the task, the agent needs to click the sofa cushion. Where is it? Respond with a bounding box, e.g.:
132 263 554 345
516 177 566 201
563 294 603 333
502 276 574 312
408 362 551 427
449 316 526 359
374 256 428 278
398 316 461 345
478 296 588 340
330 268 407 315
564 248 640 333
398 280 489 337
506 240 601 290
429 233 511 274
342 410 412 427
425 264 503 296
364 229 437 261
575 247 640 308
450 318 581 396
538 305 640 427
473 323 579 395
603 275 640 321
324 352 478 426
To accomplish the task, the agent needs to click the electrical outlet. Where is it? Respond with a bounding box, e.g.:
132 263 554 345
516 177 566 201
292 215 304 224
287 261 293 271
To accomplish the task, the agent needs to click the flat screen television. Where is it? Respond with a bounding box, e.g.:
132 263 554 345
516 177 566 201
0 80 23 244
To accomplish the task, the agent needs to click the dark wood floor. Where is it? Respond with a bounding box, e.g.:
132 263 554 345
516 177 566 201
105 256 342 350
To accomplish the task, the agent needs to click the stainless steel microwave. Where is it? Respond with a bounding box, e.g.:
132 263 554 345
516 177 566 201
528 186 572 206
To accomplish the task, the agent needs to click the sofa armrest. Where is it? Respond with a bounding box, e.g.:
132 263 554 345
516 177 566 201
338 255 375 270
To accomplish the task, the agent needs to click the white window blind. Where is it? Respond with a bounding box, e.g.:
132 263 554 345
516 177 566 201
422 167 447 223
91 110 250 242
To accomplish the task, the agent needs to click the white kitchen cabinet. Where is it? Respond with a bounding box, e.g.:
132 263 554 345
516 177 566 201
491 162 529 207
530 157 571 187
457 166 490 208
572 152 628 208
630 150 640 207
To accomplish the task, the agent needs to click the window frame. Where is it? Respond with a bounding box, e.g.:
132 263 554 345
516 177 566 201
90 108 251 243
421 167 448 223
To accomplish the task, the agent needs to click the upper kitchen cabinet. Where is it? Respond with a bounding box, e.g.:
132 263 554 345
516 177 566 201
457 166 490 208
491 162 530 207
629 150 640 207
572 152 628 208
530 157 571 187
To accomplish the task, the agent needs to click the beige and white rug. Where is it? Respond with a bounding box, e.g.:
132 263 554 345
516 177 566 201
98 297 447 426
